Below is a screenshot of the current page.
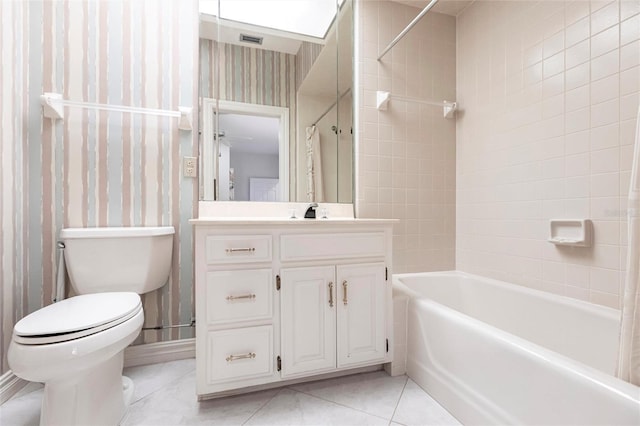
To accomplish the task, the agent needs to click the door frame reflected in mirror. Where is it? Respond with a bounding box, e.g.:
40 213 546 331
201 98 290 201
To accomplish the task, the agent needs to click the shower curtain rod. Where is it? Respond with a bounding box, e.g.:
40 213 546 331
377 0 439 61
312 88 352 126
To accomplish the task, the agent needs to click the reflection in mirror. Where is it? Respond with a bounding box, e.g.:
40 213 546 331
297 2 353 203
199 0 352 203
219 114 280 202
201 99 289 201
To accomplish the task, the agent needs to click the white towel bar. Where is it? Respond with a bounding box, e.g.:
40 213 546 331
40 92 193 131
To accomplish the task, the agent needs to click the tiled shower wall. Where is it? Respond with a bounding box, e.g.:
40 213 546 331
356 0 456 273
0 0 198 374
456 0 640 309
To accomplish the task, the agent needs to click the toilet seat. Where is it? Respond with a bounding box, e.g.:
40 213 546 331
13 292 142 345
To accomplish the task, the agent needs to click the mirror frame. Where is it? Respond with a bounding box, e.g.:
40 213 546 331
201 98 290 201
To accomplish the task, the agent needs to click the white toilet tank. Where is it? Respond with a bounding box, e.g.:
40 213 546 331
60 226 175 295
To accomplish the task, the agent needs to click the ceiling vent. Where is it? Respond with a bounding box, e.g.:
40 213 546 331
239 34 263 45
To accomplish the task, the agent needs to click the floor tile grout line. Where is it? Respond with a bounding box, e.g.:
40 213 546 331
241 387 286 425
127 365 196 406
388 376 409 426
4 362 453 426
286 386 397 423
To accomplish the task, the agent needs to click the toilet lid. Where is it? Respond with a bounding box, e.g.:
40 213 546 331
14 293 142 344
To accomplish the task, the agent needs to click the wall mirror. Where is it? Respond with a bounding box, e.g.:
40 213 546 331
199 0 353 203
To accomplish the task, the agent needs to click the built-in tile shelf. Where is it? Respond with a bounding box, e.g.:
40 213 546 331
548 219 593 247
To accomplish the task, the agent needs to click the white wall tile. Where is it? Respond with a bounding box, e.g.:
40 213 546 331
591 1 619 35
591 49 620 81
621 14 640 45
457 0 639 310
591 98 620 127
591 25 619 57
566 16 591 47
591 147 620 173
357 0 456 273
621 0 640 20
566 39 592 69
620 66 640 95
566 153 590 176
566 62 591 90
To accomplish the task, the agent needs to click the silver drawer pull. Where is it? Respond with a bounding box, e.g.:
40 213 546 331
225 247 256 253
328 282 334 307
225 352 256 362
343 280 348 306
226 293 256 301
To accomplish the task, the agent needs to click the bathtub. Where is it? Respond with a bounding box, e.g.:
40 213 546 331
393 271 640 426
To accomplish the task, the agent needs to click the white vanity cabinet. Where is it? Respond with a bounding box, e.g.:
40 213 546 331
192 219 393 399
280 263 386 378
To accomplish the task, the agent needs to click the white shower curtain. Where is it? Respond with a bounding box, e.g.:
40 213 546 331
617 104 640 386
306 125 324 202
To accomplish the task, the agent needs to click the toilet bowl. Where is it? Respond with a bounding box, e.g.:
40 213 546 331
9 293 144 425
8 226 174 426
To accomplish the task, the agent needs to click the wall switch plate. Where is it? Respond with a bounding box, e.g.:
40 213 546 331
183 156 197 178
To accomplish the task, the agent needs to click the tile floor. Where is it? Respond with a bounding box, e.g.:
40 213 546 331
0 359 460 425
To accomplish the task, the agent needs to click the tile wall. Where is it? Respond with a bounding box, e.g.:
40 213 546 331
456 0 640 308
356 0 457 273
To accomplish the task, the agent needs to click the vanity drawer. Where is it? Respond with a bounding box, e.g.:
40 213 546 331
206 326 273 384
280 232 386 262
205 269 273 324
205 235 272 264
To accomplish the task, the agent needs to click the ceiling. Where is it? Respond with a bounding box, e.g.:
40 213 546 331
200 15 306 55
218 113 280 155
200 0 473 55
393 0 474 16
199 0 340 54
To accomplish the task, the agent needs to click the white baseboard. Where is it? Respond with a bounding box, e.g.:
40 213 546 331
0 370 27 405
124 338 195 368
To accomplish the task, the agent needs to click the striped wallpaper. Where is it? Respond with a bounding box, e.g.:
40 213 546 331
296 41 323 90
199 39 296 108
1 0 28 376
0 0 199 374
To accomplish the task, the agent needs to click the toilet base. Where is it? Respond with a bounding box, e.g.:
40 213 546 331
40 351 133 426
122 375 135 407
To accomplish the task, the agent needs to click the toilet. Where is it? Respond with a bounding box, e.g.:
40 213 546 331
8 226 174 426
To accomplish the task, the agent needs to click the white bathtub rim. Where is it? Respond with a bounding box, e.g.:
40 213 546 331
394 270 620 322
411 296 640 405
405 344 519 426
394 271 640 404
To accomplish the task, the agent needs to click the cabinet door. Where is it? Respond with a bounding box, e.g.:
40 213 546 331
336 263 386 367
280 266 336 377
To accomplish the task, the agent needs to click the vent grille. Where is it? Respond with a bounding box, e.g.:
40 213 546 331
239 34 263 45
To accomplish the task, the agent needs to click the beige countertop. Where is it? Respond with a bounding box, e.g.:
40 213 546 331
189 217 397 226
